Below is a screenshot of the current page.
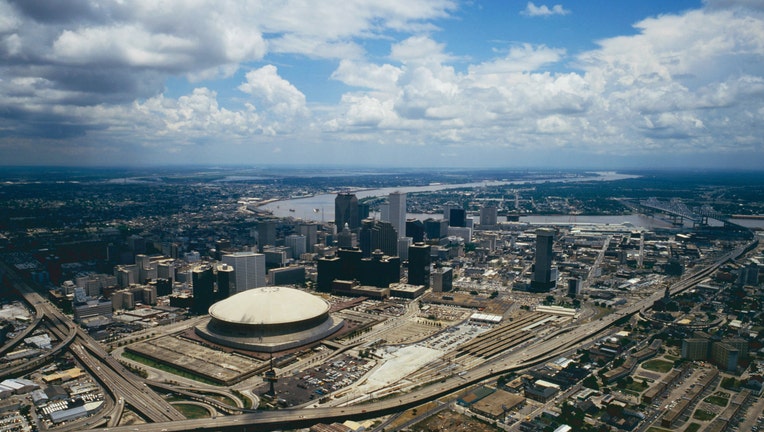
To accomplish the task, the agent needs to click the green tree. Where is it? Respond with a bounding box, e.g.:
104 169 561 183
582 375 599 390
560 402 585 428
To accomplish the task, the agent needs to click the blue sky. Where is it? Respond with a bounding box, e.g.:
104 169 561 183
0 0 762 169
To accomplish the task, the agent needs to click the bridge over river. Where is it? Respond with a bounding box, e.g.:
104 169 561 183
639 197 734 227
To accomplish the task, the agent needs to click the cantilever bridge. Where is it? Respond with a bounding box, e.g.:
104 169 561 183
639 198 733 227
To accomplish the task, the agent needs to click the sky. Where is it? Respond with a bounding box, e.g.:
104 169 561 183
0 0 763 170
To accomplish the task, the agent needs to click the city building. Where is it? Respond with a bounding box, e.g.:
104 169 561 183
567 278 581 298
221 251 266 293
255 219 277 251
336 224 355 249
269 266 306 286
316 256 341 293
423 218 449 241
285 234 307 259
442 203 457 222
263 246 290 267
75 273 117 298
360 251 400 288
712 342 740 372
531 228 557 292
389 282 426 299
316 247 401 291
447 226 472 242
191 264 215 315
73 298 113 323
397 237 412 260
408 243 431 287
524 379 560 403
195 286 345 352
448 208 467 227
479 205 498 226
681 338 710 360
359 219 398 257
388 191 407 239
405 219 425 243
335 193 360 231
297 223 319 251
432 267 453 292
215 263 235 300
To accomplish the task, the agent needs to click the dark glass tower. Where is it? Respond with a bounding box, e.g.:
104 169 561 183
531 228 556 291
192 265 215 314
408 243 431 287
448 208 466 227
335 193 360 231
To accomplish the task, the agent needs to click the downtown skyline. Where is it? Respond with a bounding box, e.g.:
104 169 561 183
0 0 763 170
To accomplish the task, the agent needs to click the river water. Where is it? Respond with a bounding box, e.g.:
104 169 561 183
260 172 764 230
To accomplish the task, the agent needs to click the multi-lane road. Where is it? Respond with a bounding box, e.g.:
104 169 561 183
2 237 755 432
1 261 185 425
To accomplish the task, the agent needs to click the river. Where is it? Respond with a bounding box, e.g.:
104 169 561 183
261 172 636 220
259 172 764 230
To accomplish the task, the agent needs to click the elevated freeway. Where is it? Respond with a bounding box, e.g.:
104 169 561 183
4 235 754 432
0 261 185 425
97 238 757 432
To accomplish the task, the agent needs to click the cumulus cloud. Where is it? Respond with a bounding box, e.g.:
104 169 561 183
238 65 308 119
324 5 764 163
521 2 570 17
0 0 762 167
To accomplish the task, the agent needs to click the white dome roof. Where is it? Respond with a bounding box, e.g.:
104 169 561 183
209 286 330 326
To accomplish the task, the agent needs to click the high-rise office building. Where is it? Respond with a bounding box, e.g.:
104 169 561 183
192 265 215 315
406 219 425 243
531 228 556 291
152 278 172 297
389 192 406 239
298 223 319 251
424 218 449 241
335 193 360 231
432 267 453 292
316 248 400 291
316 256 341 292
338 248 363 281
567 278 581 298
222 251 266 293
358 202 370 221
285 234 307 259
359 219 398 257
256 220 277 251
379 203 389 222
268 266 306 286
215 263 235 300
449 208 466 227
479 205 498 226
398 237 412 260
157 261 175 283
408 243 431 287
136 255 157 284
360 251 400 288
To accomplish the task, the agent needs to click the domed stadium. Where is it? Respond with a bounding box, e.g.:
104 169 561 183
195 286 344 352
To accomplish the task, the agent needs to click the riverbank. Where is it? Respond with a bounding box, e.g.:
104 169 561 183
261 172 640 222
